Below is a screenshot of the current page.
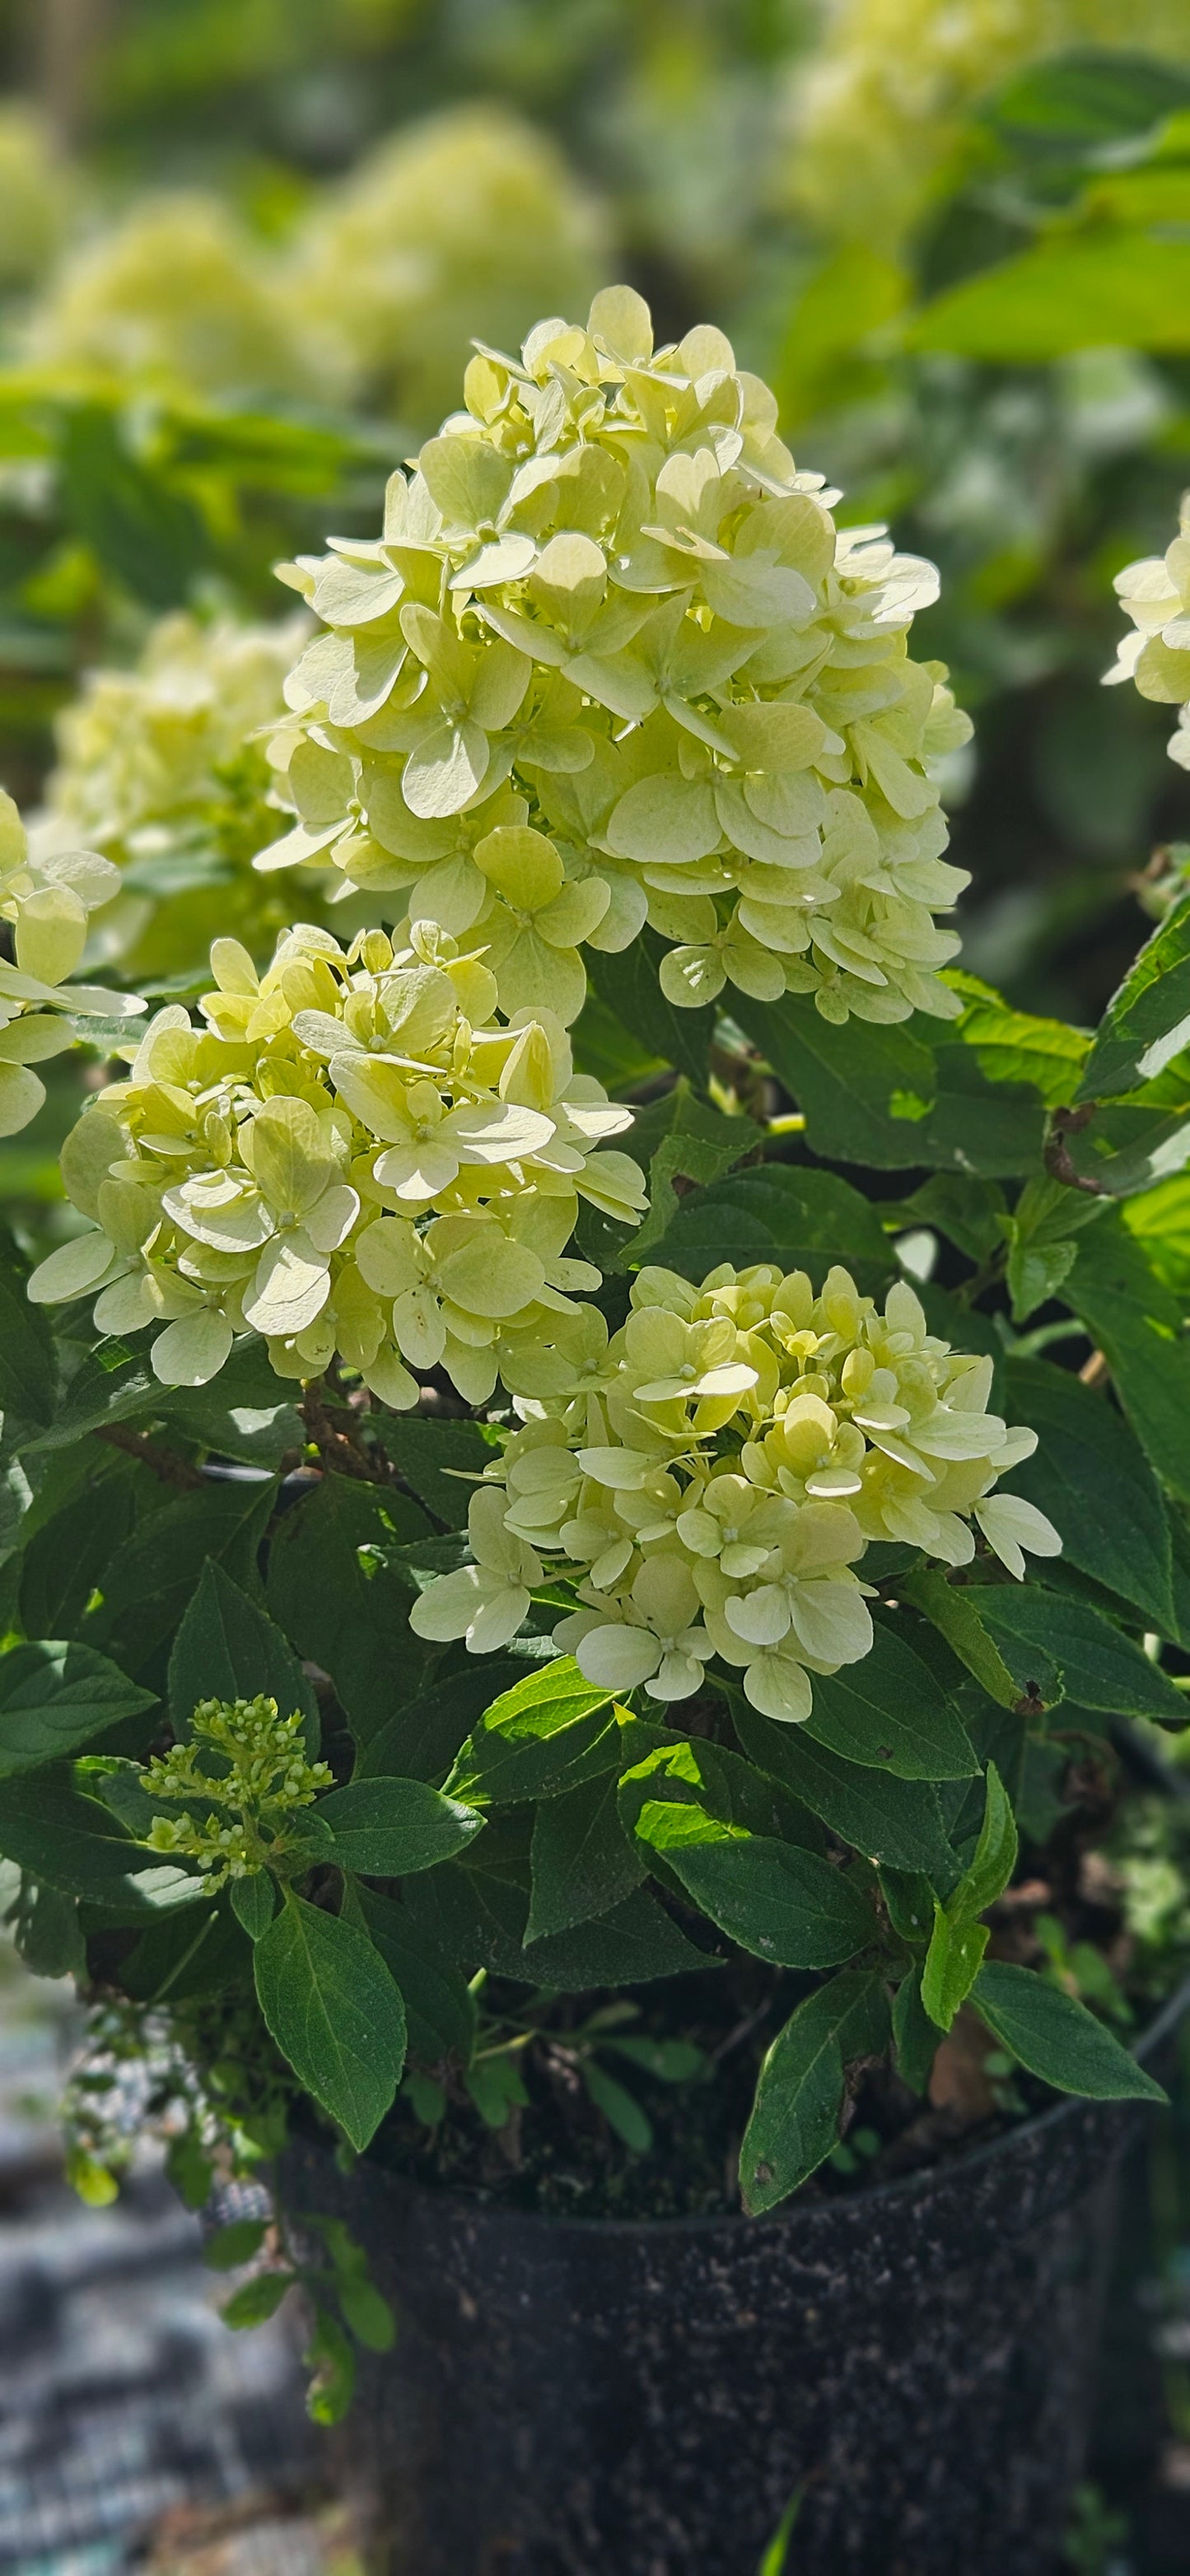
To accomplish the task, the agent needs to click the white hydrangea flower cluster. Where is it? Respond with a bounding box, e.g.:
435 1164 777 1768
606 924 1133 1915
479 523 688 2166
35 611 310 973
1104 496 1190 773
26 193 315 402
412 1259 1061 1720
258 284 972 1030
783 0 1190 250
288 105 609 436
26 922 645 1401
0 789 142 1136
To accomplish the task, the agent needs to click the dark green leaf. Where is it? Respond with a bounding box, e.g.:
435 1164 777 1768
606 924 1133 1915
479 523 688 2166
1066 1216 1190 1508
730 1693 958 1881
357 1660 530 1786
617 1734 820 1847
740 1972 891 2214
0 1641 157 1777
526 1771 646 1942
222 2272 294 2328
972 1587 1186 1724
338 2277 396 2351
19 1471 139 1641
381 1415 492 1531
353 1887 477 2064
169 1560 319 1749
266 1472 432 1741
586 928 715 1087
628 1083 758 1262
0 1217 55 1433
316 1776 483 1876
582 2060 652 2152
804 1619 978 1780
231 1876 277 1941
87 1476 275 1678
446 1659 621 1804
910 233 1190 363
644 1162 894 1295
203 2219 267 2271
0 1766 198 1909
642 1830 875 1969
1006 1357 1174 1630
892 1968 940 2094
951 1762 1018 1917
61 404 208 607
972 1961 1166 2101
254 1892 408 2149
898 1568 1020 1707
739 996 1044 1175
404 1860 710 1988
1076 894 1190 1103
982 50 1190 159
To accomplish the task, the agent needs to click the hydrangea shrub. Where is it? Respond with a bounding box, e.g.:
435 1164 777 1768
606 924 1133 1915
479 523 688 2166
3 296 1190 2412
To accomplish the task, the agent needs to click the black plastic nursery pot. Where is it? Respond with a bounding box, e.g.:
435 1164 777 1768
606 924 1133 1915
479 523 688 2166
285 1981 1188 2576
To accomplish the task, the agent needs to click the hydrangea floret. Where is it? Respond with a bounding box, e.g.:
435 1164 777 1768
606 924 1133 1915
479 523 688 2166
257 284 972 1031
0 787 143 1135
1105 494 1190 772
141 1694 333 1888
26 920 645 1400
35 609 309 971
412 1261 1061 1721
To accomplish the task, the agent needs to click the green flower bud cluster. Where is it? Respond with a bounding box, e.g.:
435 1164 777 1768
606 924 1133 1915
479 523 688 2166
26 920 645 1402
287 105 609 435
142 1693 332 1888
782 0 1190 250
258 283 972 1030
0 787 144 1137
1105 495 1190 773
412 1260 1060 1722
36 609 311 976
26 192 316 402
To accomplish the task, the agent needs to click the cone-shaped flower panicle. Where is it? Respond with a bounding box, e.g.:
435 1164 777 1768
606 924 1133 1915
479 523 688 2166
259 286 970 1030
26 919 645 1400
412 1258 1062 1722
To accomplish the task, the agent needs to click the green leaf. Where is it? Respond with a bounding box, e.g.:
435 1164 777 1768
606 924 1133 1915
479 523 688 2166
0 1766 198 1909
730 1694 957 1880
353 1887 477 2064
644 1162 894 1295
949 981 1089 1109
586 928 715 1088
892 1968 940 2094
404 1859 710 1989
954 1762 1018 1916
886 1172 1008 1262
740 1972 891 2214
120 1902 250 2001
357 1660 530 1787
628 1082 758 1262
231 1875 278 1941
1076 894 1190 1104
922 1910 990 2032
0 1641 157 1777
338 2276 396 2352
203 2218 267 2271
61 403 208 608
266 1473 432 1741
740 996 1044 1175
380 1415 492 1531
315 1776 484 1877
617 1733 819 1846
446 1659 622 1804
582 2060 652 2153
972 1961 1166 2101
0 1217 55 1434
911 231 1190 363
804 1620 978 1781
169 1560 320 1751
86 1476 276 1678
253 1892 408 2149
1067 1214 1190 1508
222 2272 294 2328
981 50 1190 160
898 1568 1021 1707
1006 1356 1174 1629
972 1588 1187 1724
526 1771 646 1942
641 1830 875 1970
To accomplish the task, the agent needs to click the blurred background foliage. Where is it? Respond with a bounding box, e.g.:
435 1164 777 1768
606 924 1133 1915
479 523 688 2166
1 0 1190 1204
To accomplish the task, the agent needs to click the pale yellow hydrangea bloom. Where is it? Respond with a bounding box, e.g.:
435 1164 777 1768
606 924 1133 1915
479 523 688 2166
287 105 608 435
413 1259 1060 1720
1105 494 1190 773
26 194 313 400
0 105 76 290
0 789 142 1136
35 611 310 973
785 0 1190 250
26 921 644 1401
260 285 971 1030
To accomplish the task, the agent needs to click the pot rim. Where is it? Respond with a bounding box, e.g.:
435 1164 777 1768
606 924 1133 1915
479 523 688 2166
343 1967 1190 2244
